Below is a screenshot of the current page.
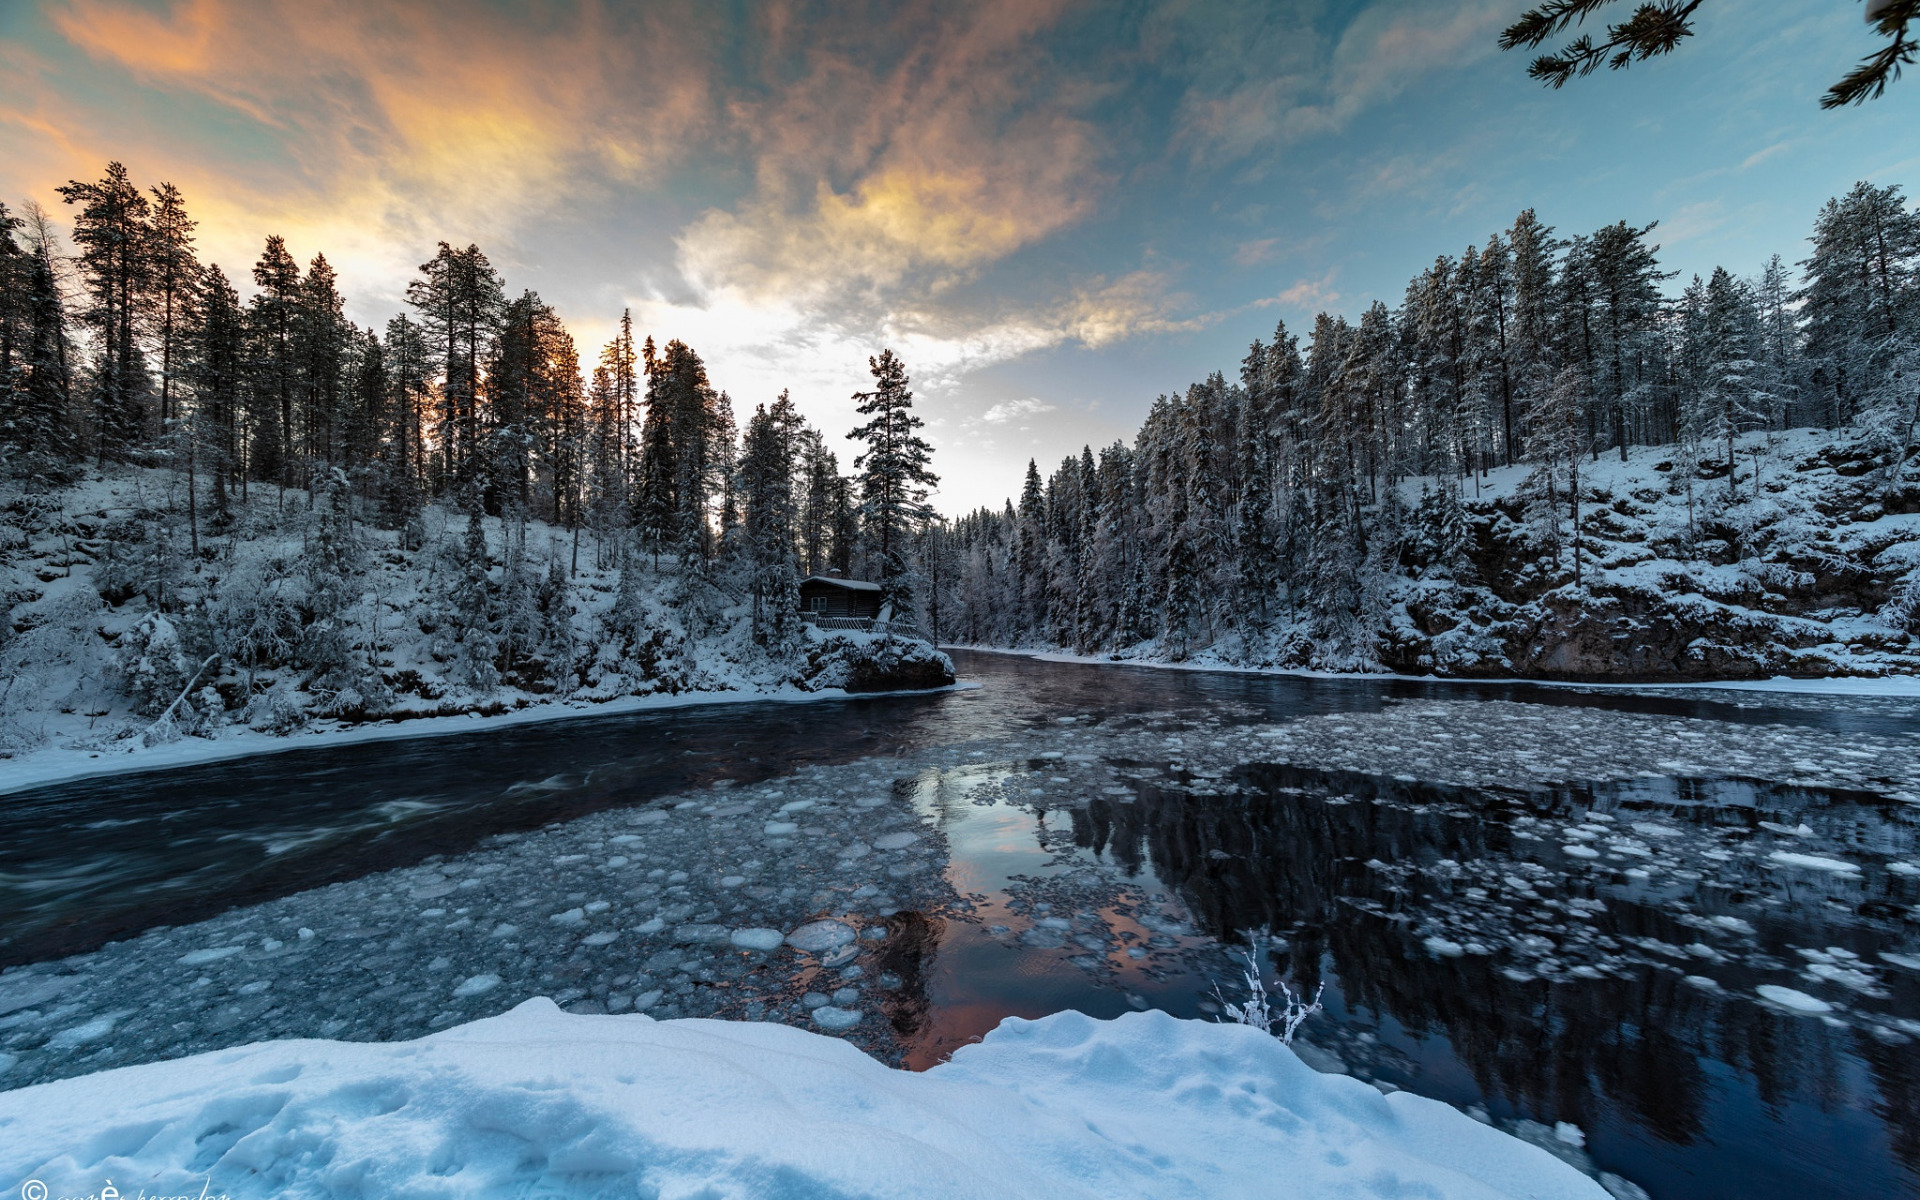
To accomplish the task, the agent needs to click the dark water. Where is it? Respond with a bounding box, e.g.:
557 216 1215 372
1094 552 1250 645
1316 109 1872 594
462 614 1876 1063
3 652 1918 1199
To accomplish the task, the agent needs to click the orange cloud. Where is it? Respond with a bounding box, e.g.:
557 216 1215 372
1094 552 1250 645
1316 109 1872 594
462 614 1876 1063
25 0 716 301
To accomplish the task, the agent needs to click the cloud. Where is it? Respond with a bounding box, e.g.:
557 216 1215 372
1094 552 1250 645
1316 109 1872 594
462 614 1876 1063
1234 237 1280 266
678 0 1104 321
27 0 716 301
1165 0 1507 171
1254 269 1340 313
981 398 1056 424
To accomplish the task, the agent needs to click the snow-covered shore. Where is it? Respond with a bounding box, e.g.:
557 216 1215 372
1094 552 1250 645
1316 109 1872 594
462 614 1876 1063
0 679 974 798
0 998 1608 1200
956 643 1920 697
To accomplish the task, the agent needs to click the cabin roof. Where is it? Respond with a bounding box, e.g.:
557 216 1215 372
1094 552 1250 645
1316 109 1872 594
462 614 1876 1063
798 575 883 593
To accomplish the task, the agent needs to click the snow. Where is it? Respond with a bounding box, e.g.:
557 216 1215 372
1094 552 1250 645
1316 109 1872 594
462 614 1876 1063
0 998 1607 1200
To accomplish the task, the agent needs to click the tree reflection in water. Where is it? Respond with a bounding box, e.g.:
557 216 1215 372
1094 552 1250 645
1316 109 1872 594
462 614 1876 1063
937 762 1920 1200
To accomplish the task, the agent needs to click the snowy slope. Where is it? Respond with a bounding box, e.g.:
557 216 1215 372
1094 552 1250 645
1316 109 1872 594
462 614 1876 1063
1089 428 1920 681
0 468 951 786
0 998 1606 1200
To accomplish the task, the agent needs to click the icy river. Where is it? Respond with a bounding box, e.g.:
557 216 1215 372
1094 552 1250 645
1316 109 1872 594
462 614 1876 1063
5 650 1920 1200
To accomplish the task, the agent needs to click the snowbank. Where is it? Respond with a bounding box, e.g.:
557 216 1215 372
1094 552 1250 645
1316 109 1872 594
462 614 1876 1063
0 999 1603 1200
970 644 1920 697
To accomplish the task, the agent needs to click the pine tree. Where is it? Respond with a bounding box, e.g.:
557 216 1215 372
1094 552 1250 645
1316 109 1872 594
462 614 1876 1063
187 264 244 523
145 182 200 430
246 236 301 491
2 204 77 471
294 253 349 473
382 313 431 545
58 162 152 461
848 350 936 617
408 242 505 492
739 391 804 650
1529 366 1592 585
1800 182 1919 426
441 489 500 692
1700 267 1769 496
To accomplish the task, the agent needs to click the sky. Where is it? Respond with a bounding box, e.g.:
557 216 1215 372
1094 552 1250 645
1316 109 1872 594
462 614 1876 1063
3 0 1918 516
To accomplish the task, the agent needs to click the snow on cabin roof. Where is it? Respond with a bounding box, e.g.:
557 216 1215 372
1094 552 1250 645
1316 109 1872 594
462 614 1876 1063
799 575 882 592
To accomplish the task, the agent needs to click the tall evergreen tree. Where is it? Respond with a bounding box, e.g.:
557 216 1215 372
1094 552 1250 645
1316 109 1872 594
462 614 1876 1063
58 162 152 460
849 349 938 617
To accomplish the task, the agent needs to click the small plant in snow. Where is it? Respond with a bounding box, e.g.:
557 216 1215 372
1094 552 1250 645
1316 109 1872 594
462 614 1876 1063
1213 943 1323 1046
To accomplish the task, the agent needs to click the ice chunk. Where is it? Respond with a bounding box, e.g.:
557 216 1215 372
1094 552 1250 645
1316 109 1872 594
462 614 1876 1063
1424 937 1466 958
453 974 500 998
1767 851 1860 874
1561 845 1601 859
47 1014 119 1050
872 832 920 851
178 946 245 966
1755 984 1833 1014
787 920 857 953
764 821 800 836
730 928 786 951
812 1005 862 1030
550 908 586 925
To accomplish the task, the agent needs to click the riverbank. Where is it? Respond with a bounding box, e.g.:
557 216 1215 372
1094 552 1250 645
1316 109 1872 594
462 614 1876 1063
952 644 1920 697
0 675 974 798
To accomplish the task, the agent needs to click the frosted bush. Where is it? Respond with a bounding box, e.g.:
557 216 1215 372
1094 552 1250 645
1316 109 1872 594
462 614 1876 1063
1213 945 1323 1046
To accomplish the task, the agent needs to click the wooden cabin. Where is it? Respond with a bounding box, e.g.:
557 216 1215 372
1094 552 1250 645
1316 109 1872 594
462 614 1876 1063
797 573 883 620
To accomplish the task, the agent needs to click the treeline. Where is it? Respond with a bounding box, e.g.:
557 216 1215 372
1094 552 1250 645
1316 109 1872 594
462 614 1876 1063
0 163 939 632
926 184 1920 660
0 162 947 734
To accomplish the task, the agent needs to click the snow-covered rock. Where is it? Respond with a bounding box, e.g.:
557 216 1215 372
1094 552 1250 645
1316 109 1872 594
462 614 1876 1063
0 999 1607 1200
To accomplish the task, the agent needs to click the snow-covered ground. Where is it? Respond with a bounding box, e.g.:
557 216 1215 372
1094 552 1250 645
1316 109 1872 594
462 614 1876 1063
968 643 1920 696
0 997 1609 1200
0 467 955 795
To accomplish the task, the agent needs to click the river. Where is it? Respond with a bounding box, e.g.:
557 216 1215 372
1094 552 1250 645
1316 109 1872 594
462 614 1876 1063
2 650 1918 1200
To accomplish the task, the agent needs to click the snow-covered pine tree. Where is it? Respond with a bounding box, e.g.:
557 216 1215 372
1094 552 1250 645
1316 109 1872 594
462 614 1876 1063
245 236 302 493
848 349 938 620
1799 182 1919 427
1530 366 1592 585
382 313 430 547
1700 267 1770 497
738 391 804 652
441 489 500 692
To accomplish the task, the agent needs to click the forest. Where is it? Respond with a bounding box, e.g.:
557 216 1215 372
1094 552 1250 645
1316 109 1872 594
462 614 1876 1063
3 165 1920 757
0 162 942 749
928 183 1920 679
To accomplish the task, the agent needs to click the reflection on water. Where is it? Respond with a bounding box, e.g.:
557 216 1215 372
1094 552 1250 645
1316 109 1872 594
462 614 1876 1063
906 757 1920 1200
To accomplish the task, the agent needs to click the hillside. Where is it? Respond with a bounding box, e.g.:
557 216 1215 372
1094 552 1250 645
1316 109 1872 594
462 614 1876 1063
1380 427 1920 680
965 425 1920 683
0 468 952 775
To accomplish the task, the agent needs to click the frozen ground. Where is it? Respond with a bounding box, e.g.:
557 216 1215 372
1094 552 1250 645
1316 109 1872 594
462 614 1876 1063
0 999 1608 1200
